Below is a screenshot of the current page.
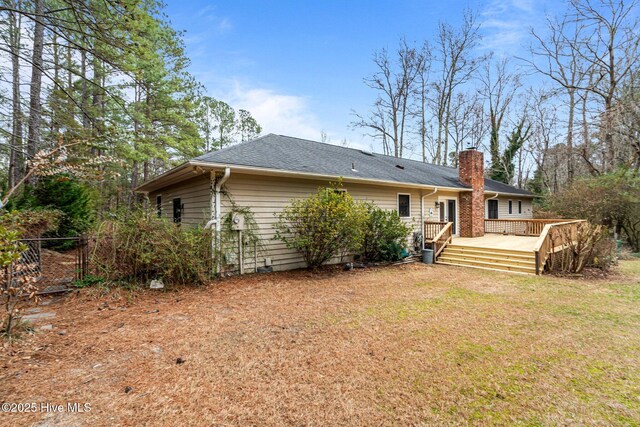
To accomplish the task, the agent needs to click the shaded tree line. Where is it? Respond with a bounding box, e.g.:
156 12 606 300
0 0 261 209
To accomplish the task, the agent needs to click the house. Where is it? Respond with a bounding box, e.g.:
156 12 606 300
137 134 571 275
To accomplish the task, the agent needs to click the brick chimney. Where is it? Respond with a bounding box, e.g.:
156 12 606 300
458 149 485 238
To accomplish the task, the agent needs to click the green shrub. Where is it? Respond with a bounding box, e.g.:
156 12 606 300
548 171 640 252
92 208 212 286
72 274 106 289
361 203 411 262
9 176 96 241
274 185 367 269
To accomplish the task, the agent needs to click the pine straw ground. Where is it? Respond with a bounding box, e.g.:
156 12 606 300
1 260 640 427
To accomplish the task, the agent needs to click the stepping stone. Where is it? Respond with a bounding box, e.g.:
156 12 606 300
22 312 56 322
42 285 70 293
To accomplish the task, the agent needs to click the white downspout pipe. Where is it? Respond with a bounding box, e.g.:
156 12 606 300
420 187 438 249
206 167 230 274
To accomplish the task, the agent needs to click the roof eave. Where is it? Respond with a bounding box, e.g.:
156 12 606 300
135 160 535 197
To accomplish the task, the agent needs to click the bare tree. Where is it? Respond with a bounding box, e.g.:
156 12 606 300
524 13 588 184
569 0 640 172
413 41 432 162
431 9 484 165
479 56 520 176
352 40 426 157
447 92 486 166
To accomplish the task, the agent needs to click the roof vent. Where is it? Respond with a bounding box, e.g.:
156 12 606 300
351 162 357 172
395 164 405 170
360 150 374 156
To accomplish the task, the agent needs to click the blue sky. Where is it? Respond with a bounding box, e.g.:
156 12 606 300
164 0 560 153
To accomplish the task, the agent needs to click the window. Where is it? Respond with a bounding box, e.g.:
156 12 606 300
518 200 522 214
173 198 182 223
156 195 162 218
508 200 513 215
398 194 410 217
488 199 499 219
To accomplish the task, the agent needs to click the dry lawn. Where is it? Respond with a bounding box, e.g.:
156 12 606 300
2 260 640 426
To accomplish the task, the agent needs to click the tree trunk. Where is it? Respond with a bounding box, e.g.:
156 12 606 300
81 50 89 129
26 0 45 182
443 88 453 166
581 90 599 176
420 79 426 162
8 2 23 189
567 89 575 184
91 51 103 154
51 31 60 137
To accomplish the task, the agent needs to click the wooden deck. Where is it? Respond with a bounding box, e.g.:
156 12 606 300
424 219 585 275
452 235 538 252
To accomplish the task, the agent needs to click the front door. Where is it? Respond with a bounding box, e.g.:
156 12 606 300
488 199 498 219
447 199 457 234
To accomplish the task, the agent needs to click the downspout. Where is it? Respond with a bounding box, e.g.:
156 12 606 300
206 167 230 274
420 187 438 249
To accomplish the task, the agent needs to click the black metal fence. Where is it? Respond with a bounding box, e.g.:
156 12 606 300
2 236 89 292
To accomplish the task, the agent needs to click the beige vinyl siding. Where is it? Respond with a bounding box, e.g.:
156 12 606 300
149 174 211 226
221 173 450 272
485 196 533 219
146 170 463 272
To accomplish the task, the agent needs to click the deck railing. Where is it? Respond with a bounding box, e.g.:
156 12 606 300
484 219 574 237
424 221 453 259
533 220 587 274
424 221 449 241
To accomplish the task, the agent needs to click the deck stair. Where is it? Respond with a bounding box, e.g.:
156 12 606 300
436 244 536 274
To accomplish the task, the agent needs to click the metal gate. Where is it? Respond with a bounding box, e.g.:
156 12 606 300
5 236 89 291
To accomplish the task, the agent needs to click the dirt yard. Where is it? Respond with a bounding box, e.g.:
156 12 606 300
2 260 640 426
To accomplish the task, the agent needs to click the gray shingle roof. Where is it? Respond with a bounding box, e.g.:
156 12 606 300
193 134 534 196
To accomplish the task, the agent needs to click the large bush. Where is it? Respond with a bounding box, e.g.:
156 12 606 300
547 222 616 274
361 203 411 262
0 209 61 238
274 186 367 269
548 171 639 252
9 176 96 239
92 209 212 286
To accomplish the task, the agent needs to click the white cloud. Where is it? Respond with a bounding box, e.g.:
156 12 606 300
195 5 233 34
224 82 322 141
480 0 541 53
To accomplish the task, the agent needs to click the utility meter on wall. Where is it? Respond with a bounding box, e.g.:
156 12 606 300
231 213 245 231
